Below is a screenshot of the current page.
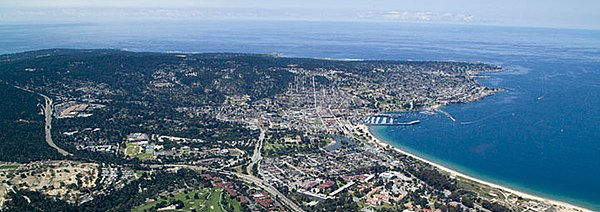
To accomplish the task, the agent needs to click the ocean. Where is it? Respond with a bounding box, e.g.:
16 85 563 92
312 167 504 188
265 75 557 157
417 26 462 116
1 20 599 210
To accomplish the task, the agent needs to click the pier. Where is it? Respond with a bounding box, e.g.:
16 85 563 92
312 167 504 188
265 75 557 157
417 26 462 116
434 108 456 122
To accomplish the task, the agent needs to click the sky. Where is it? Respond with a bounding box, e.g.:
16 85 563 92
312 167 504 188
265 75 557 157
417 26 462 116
1 0 599 29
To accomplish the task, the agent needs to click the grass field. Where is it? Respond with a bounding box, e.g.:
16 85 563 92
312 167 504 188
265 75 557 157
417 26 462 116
223 193 243 212
124 144 154 160
263 138 325 157
124 144 142 156
131 187 242 212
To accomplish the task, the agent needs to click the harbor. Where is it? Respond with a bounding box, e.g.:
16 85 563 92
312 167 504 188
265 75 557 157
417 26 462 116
363 114 421 126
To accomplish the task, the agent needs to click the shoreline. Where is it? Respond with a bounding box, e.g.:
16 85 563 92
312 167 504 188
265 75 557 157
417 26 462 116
358 124 591 212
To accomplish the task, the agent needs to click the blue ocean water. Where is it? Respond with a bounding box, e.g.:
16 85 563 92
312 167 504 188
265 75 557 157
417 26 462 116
1 20 599 209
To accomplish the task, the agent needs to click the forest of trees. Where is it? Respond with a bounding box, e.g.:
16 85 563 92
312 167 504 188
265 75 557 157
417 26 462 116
0 83 64 162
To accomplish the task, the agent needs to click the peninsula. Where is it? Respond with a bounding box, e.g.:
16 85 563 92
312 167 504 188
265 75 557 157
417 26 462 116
0 49 588 211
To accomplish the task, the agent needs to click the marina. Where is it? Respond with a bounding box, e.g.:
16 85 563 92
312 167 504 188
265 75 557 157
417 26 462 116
363 115 421 126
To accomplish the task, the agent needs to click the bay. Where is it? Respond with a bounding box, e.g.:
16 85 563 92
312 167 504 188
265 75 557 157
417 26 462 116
1 20 599 210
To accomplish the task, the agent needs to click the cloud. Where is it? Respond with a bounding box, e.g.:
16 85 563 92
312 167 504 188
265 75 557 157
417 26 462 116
0 8 325 23
358 11 482 23
2 0 208 8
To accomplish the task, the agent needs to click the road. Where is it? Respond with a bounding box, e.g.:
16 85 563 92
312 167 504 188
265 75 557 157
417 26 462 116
232 172 305 212
246 127 265 175
5 83 72 156
148 164 305 212
40 94 72 156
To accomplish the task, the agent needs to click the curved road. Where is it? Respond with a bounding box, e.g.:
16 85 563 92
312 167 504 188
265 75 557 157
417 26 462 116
41 94 72 156
233 172 305 212
246 128 265 175
7 83 72 157
153 164 305 212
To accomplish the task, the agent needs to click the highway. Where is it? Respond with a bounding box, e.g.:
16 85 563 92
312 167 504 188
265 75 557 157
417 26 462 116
5 83 72 156
232 172 305 212
41 94 72 156
246 127 265 175
148 164 305 212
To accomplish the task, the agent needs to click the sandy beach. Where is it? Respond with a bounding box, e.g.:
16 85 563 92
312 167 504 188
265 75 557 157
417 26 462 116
357 124 591 212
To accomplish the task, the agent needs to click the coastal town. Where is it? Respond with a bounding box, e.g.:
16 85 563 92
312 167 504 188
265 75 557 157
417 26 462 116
0 50 589 211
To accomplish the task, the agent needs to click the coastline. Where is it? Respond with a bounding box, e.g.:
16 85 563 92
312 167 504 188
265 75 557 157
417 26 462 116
357 124 591 212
